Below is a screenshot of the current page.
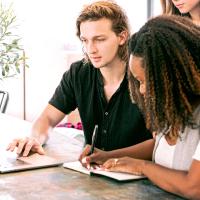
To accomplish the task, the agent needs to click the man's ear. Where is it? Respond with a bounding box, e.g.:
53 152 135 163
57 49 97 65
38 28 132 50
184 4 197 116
118 31 129 45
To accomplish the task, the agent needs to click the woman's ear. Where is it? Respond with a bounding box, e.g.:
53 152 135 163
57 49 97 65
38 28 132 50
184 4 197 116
118 30 129 45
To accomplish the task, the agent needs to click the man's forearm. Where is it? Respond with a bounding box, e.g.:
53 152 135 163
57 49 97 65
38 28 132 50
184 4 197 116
31 117 52 145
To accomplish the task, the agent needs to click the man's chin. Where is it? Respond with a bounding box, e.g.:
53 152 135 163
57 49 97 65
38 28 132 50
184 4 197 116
92 63 103 69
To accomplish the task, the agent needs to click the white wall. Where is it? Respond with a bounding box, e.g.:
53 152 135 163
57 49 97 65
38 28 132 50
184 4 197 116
1 0 148 121
152 0 162 16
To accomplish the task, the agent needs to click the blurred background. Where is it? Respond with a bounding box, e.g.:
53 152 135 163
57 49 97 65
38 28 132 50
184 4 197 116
0 0 161 121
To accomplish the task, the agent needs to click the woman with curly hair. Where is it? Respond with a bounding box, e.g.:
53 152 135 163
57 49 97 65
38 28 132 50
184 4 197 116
83 15 200 199
160 0 200 25
103 15 200 199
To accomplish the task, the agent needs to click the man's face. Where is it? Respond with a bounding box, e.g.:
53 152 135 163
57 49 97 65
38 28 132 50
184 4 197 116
80 18 126 68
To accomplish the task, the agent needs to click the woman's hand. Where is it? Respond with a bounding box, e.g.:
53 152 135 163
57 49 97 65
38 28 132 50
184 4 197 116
6 137 45 156
79 144 110 168
103 156 146 175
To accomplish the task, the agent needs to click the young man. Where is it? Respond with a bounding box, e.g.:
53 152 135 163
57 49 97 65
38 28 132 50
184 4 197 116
7 1 151 156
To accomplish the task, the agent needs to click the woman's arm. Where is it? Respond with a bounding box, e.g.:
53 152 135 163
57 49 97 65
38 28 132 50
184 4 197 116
107 138 154 160
143 159 200 199
79 138 155 166
103 157 200 199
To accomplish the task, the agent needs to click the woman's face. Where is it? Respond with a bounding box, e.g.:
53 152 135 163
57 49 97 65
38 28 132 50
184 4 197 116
129 55 146 96
171 0 200 14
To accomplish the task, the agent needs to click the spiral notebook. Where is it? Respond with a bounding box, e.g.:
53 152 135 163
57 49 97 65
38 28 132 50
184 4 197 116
63 161 145 181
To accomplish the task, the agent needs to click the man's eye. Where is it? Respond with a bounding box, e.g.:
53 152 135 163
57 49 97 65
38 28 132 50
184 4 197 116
96 38 105 42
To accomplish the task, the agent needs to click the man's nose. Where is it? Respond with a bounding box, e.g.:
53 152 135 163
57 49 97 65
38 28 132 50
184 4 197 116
87 41 97 54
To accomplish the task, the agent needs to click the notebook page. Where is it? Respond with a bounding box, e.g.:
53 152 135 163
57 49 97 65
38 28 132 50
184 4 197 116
63 161 90 175
63 161 145 181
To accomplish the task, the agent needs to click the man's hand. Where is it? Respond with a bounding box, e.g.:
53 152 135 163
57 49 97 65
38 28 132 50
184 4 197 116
6 137 45 156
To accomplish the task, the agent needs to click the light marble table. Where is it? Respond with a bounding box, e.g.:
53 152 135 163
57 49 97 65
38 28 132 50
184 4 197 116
0 113 184 200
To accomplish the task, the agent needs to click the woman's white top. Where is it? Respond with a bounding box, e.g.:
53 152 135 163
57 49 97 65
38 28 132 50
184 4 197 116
155 136 200 169
153 104 200 170
154 136 175 168
193 141 200 161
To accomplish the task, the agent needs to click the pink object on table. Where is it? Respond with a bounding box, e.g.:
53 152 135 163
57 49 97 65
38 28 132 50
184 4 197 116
57 122 83 130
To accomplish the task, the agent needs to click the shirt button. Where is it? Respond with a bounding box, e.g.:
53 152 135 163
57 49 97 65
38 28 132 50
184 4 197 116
105 112 108 116
103 130 107 134
101 148 105 151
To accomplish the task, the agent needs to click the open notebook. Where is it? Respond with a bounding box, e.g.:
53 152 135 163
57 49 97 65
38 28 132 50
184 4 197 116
63 161 145 181
0 151 62 173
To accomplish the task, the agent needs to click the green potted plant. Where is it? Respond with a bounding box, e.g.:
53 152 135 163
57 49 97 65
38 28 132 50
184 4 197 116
0 1 28 79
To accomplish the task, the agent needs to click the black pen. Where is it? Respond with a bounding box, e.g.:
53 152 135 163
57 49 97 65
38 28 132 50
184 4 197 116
89 125 98 155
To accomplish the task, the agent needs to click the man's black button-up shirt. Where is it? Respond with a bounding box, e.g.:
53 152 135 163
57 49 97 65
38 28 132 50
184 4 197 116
49 60 152 151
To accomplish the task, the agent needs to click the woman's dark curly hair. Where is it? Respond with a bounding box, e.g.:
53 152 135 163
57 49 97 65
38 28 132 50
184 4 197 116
128 15 200 139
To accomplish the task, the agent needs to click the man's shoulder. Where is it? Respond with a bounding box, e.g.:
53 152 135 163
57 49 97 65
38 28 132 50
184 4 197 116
70 59 92 72
63 59 94 81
